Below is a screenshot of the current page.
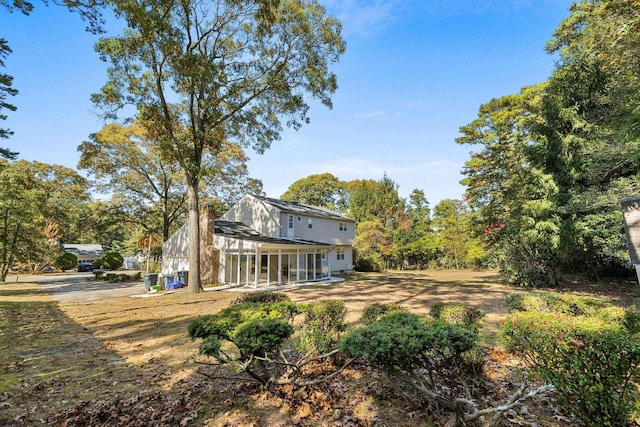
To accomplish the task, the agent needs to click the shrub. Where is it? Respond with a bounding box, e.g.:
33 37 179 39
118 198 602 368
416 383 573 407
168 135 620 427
188 300 298 359
430 302 484 330
101 252 124 270
55 253 77 272
340 311 477 372
232 291 291 305
298 299 348 354
501 306 640 426
361 302 407 325
92 270 105 279
188 299 300 386
505 292 610 316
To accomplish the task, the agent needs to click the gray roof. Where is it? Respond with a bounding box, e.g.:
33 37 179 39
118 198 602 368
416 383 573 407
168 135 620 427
253 195 353 222
214 221 329 246
62 244 105 256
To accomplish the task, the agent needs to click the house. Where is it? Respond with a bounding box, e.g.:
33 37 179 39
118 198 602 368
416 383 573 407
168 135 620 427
622 195 640 282
162 194 354 288
61 244 105 266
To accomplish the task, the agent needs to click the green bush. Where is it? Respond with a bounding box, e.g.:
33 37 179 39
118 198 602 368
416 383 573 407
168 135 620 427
55 252 77 272
430 302 484 330
298 299 348 354
232 291 291 305
361 302 407 325
501 307 640 426
93 270 105 279
505 292 611 316
234 318 294 356
340 311 478 372
101 252 124 270
188 299 299 362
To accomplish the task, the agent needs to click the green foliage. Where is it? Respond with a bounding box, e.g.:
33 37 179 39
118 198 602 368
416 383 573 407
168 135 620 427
457 0 640 285
94 0 345 291
231 292 298 321
232 291 291 305
234 318 294 357
101 252 123 270
297 299 347 355
339 311 478 372
0 38 18 152
54 253 77 272
280 173 347 212
188 299 299 362
0 160 90 281
361 302 407 325
97 271 139 282
430 302 484 330
505 292 611 316
501 294 640 426
353 220 387 272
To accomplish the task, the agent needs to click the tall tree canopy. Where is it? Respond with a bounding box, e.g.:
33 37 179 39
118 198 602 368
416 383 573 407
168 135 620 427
280 172 346 211
93 0 345 292
458 0 640 286
0 159 90 280
78 121 261 241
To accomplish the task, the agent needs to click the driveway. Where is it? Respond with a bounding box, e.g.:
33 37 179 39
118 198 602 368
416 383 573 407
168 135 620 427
9 272 147 302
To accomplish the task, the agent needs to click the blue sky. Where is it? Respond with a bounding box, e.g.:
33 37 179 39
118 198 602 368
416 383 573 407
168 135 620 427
2 0 572 206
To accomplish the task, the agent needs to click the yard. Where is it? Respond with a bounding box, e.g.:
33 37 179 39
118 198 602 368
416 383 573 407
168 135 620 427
1 270 638 426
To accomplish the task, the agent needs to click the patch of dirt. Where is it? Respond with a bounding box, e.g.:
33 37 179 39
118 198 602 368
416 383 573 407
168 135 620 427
1 270 638 426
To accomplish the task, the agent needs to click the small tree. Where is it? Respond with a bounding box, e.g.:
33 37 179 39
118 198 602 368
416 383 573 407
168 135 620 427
93 0 346 293
101 252 124 270
55 253 77 272
189 293 353 387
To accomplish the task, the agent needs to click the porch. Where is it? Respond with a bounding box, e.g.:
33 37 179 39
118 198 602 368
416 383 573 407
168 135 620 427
221 247 333 288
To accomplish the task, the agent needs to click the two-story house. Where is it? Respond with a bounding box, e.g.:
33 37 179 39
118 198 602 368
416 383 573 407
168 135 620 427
162 194 354 288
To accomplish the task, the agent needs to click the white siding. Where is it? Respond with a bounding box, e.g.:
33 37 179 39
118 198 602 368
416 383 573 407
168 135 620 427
162 222 189 277
331 245 353 273
220 195 281 238
280 212 354 246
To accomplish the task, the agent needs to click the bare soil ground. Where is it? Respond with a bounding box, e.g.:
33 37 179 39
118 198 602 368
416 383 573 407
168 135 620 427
1 270 638 426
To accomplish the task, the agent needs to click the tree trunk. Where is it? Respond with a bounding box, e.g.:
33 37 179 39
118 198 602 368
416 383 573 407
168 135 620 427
187 183 203 293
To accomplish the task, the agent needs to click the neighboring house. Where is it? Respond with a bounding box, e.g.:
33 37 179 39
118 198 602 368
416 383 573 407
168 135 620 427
162 194 355 288
62 244 105 265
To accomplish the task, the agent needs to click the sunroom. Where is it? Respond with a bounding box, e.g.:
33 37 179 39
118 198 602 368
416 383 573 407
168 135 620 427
215 221 334 288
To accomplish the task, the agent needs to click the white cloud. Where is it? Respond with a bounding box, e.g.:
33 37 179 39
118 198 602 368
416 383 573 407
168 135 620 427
323 0 408 38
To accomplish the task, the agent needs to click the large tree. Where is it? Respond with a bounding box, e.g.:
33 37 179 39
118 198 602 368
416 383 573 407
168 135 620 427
458 0 640 285
79 121 263 241
93 0 345 292
280 172 346 211
0 159 90 280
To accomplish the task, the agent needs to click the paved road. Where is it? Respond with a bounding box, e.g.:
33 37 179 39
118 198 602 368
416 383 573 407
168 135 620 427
8 272 147 302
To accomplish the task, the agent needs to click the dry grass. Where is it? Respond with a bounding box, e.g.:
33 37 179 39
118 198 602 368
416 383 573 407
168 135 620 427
1 270 638 426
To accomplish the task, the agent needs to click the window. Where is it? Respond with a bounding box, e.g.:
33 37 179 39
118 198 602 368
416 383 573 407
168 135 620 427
288 214 294 229
297 215 302 223
308 219 313 229
339 222 347 231
336 247 345 261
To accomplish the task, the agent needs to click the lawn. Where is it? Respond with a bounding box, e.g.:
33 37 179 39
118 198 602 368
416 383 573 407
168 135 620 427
1 270 638 426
